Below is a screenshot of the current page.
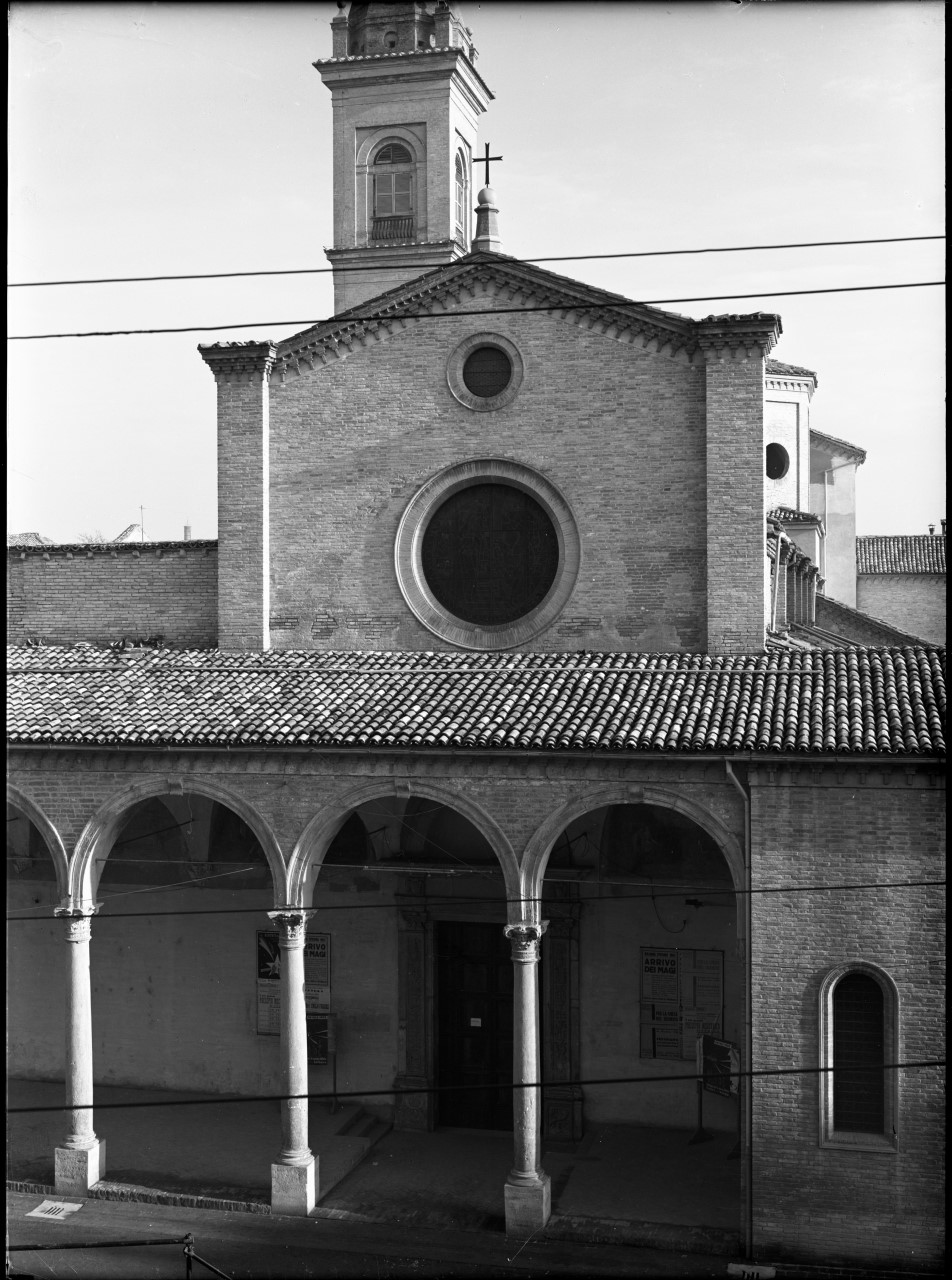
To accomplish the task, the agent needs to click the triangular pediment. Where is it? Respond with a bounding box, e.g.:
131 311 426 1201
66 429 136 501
271 252 777 382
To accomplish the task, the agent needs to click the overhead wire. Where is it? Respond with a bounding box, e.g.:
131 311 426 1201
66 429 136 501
6 1059 946 1115
5 879 945 922
7 234 945 289
8 280 945 340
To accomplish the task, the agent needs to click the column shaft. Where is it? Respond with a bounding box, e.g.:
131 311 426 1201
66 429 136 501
504 922 551 1236
54 907 105 1196
274 914 311 1164
268 910 316 1216
63 915 97 1149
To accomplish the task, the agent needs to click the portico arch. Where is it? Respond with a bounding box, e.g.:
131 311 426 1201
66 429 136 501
287 779 521 909
70 776 287 904
523 782 745 1164
522 783 744 903
7 784 70 900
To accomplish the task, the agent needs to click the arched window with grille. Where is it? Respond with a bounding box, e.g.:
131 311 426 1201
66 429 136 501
455 151 468 245
819 963 898 1151
372 142 414 241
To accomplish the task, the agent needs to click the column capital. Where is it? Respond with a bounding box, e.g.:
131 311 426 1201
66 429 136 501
55 902 101 941
505 920 548 962
268 909 307 947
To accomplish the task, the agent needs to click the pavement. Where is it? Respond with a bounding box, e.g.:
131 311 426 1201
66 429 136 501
5 1190 732 1278
8 1077 741 1260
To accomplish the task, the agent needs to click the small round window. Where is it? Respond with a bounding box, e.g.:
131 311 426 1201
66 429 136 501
462 346 512 399
766 443 790 480
446 333 524 412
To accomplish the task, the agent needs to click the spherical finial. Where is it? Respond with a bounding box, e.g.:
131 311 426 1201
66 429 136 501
477 185 496 206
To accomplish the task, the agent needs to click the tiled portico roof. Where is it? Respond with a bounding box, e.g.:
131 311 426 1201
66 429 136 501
6 646 945 756
857 535 946 575
765 359 817 379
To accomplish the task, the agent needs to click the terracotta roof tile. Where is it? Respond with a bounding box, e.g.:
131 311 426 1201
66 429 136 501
765 359 817 379
856 535 946 575
5 646 945 757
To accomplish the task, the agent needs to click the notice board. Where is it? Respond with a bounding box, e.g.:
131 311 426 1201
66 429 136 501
256 931 331 1063
640 947 723 1060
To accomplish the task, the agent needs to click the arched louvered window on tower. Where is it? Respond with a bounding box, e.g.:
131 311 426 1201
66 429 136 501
455 152 468 245
372 142 415 241
819 963 898 1151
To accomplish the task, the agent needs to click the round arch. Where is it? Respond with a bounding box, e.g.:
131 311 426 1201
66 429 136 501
520 783 744 904
355 125 424 171
287 780 521 912
6 783 70 901
70 777 287 905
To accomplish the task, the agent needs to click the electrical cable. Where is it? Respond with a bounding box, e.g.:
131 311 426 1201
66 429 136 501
8 280 945 340
6 1059 945 1115
5 879 945 922
7 234 945 289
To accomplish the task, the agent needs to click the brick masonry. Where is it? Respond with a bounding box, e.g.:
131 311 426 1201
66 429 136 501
855 575 945 646
6 543 218 647
748 764 945 1268
259 296 711 653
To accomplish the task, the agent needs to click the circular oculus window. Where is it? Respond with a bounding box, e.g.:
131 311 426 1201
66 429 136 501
446 333 524 411
395 459 581 649
766 442 790 480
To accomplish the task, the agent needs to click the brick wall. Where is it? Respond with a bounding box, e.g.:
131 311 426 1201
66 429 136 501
265 303 710 652
814 594 928 646
856 575 946 645
6 543 218 647
749 763 945 1268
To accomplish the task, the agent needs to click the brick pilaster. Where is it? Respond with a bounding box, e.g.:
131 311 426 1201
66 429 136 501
699 315 780 653
199 341 276 650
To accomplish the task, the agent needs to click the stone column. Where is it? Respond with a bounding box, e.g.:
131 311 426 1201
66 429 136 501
504 922 551 1237
54 905 105 1195
268 910 316 1216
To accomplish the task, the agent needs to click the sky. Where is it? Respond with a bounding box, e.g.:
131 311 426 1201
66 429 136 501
8 1 945 543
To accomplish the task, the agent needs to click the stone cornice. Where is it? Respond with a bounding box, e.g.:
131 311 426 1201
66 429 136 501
314 46 494 106
766 373 816 398
199 341 277 384
810 428 867 465
696 313 781 359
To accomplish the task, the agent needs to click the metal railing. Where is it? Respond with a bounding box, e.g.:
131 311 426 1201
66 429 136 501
7 1232 230 1279
371 215 414 241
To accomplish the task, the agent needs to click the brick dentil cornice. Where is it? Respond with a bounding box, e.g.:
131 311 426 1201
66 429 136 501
695 313 782 360
269 257 744 381
199 341 278 383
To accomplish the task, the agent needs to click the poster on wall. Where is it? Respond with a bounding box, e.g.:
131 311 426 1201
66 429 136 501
698 1034 740 1096
256 931 332 1048
640 947 723 1061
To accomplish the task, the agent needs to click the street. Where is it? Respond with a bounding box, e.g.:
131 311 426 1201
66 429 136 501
7 1192 726 1278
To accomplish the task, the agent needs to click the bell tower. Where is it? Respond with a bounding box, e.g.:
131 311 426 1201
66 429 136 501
316 2 494 314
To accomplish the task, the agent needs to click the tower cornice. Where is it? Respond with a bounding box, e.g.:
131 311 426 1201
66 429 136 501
315 46 494 105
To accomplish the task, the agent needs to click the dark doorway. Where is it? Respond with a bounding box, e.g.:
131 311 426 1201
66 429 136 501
436 921 513 1130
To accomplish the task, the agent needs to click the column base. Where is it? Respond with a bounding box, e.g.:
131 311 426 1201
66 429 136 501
54 1141 106 1196
504 1173 551 1238
271 1156 317 1217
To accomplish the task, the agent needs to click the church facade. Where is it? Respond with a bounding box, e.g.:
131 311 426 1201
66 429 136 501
7 4 945 1270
